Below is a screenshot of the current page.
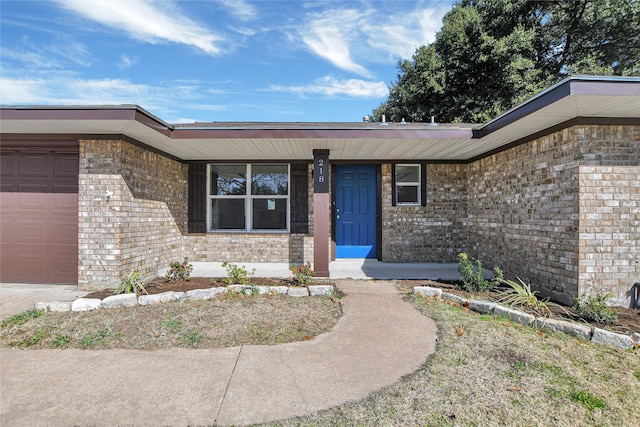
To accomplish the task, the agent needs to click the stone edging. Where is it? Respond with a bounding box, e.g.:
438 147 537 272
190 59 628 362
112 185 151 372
414 286 640 351
35 285 336 314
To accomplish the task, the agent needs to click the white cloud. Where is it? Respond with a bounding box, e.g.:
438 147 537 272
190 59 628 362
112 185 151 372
295 3 449 76
0 78 51 104
118 55 139 70
269 76 388 98
364 7 449 61
55 0 225 55
218 0 258 21
300 9 372 77
0 75 195 116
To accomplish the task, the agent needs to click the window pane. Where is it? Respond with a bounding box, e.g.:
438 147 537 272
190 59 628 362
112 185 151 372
251 164 288 195
252 198 287 230
397 185 419 204
396 165 419 183
210 165 246 195
211 199 245 229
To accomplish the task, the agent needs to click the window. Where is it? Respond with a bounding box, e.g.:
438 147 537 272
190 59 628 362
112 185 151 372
208 164 289 231
394 164 421 205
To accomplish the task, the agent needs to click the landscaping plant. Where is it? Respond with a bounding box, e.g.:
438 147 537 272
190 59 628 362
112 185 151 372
573 293 618 325
497 277 556 317
165 257 193 281
114 270 150 295
221 262 255 285
290 261 315 285
457 252 503 292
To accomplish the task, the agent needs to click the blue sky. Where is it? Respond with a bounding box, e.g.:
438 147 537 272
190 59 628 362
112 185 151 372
1 0 455 123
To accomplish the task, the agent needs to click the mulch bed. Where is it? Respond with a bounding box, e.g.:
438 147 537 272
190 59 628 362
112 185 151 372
399 279 640 335
84 277 639 335
84 277 332 300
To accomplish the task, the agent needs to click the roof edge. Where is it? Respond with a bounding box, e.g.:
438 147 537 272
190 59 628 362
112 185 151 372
473 75 640 138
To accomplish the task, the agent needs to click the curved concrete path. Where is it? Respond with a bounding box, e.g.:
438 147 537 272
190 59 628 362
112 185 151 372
0 280 437 426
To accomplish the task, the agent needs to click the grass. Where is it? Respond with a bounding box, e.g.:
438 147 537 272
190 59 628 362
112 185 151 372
2 284 638 426
264 288 640 427
0 294 342 350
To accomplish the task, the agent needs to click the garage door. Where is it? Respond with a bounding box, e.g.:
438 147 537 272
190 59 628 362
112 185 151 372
0 144 79 284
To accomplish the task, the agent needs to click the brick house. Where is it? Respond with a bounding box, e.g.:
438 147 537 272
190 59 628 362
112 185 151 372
1 76 639 307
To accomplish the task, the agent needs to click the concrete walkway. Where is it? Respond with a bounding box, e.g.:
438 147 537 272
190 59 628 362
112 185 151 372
0 280 437 426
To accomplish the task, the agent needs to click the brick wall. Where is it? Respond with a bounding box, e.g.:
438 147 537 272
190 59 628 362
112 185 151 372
78 139 187 288
381 163 468 262
466 124 639 307
467 129 581 299
577 126 640 307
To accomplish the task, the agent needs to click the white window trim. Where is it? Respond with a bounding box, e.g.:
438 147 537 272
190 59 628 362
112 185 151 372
395 163 421 206
207 164 290 233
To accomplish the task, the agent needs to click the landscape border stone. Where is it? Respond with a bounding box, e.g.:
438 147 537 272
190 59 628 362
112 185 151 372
34 301 72 312
413 286 637 351
34 284 335 316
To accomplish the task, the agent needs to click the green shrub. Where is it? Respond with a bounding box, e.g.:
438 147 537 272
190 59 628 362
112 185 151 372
290 261 315 285
165 257 193 281
114 270 150 295
572 293 618 325
221 262 255 285
457 253 503 292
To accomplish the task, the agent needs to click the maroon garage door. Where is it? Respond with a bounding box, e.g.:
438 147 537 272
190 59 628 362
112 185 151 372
0 143 79 284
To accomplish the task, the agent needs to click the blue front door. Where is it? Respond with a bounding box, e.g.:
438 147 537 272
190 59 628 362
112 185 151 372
335 165 377 258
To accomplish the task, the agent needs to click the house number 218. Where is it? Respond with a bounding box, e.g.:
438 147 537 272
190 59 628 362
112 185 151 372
317 159 325 182
314 154 329 193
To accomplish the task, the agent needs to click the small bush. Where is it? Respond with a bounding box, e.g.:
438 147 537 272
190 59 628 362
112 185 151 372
457 253 503 292
573 293 618 325
114 270 149 295
290 261 315 285
222 262 255 285
166 257 193 281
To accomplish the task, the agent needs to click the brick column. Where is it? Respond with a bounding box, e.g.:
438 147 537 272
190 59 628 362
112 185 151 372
313 150 330 277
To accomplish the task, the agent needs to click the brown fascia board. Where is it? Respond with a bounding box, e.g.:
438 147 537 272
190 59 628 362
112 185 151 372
473 75 640 138
170 127 473 139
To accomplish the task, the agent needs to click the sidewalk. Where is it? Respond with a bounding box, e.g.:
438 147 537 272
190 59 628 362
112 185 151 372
0 280 437 426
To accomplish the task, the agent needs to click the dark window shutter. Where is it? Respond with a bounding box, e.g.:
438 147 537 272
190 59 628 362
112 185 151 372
391 164 397 206
421 162 427 207
290 163 309 233
188 162 207 233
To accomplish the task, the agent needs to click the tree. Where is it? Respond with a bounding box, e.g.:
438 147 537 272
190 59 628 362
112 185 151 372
374 0 640 123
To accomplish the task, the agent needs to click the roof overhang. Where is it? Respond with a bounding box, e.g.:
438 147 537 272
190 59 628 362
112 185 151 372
1 76 638 162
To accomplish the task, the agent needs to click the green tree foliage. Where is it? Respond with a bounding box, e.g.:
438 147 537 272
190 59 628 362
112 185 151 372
374 0 640 123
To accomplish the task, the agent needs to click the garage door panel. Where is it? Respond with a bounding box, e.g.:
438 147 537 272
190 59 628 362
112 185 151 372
2 244 51 281
51 194 78 211
1 145 78 284
50 253 78 282
55 155 79 176
19 154 50 177
15 219 49 243
52 220 78 243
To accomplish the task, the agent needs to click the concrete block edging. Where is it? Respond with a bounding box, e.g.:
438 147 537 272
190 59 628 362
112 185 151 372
35 285 336 314
413 286 637 351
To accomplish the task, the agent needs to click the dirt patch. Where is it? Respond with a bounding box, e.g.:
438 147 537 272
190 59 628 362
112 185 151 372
398 279 640 335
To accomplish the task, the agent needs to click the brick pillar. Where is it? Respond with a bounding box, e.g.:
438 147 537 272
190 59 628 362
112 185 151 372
313 150 330 277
